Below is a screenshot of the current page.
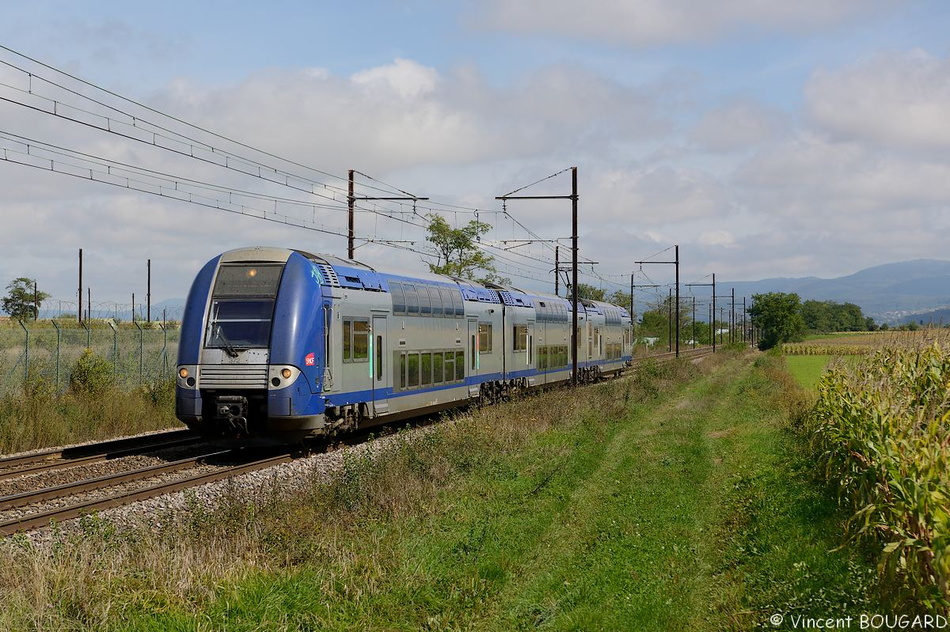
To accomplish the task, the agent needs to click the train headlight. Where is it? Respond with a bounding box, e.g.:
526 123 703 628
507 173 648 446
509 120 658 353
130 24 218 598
177 365 198 389
268 365 301 390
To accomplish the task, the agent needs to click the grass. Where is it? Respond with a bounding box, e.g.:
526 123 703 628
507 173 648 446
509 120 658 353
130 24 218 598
0 351 887 630
784 354 832 390
0 375 179 454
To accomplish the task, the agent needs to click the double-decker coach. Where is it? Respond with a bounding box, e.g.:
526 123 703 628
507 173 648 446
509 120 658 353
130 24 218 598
176 247 633 445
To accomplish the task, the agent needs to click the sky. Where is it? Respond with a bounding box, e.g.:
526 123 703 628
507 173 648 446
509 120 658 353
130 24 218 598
1 0 949 319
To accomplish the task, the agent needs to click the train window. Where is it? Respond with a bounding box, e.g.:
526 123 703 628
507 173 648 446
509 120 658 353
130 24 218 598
449 288 464 317
513 325 527 352
478 322 492 353
207 299 274 349
212 263 283 298
405 284 420 314
528 335 533 365
428 286 443 317
343 318 370 363
421 353 432 385
343 322 355 360
418 284 432 315
456 350 465 380
354 321 369 360
443 352 454 383
391 282 406 314
438 288 455 318
376 336 383 380
407 353 420 388
433 353 444 383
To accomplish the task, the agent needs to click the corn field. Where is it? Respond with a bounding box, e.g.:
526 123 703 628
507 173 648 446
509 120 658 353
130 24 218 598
782 343 873 356
809 342 950 610
785 330 950 357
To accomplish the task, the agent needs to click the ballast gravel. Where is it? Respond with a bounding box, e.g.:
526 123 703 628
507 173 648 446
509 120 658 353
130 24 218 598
4 427 415 546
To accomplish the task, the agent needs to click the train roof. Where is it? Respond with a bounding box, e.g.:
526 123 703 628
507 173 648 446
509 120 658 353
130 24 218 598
215 247 628 317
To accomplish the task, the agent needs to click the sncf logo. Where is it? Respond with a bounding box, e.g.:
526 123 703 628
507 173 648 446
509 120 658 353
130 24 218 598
305 353 315 366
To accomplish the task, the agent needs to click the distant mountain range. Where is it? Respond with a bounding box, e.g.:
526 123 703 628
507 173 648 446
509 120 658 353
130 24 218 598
721 259 950 325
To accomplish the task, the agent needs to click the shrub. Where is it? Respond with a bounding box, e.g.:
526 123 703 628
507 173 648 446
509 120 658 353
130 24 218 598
69 349 114 395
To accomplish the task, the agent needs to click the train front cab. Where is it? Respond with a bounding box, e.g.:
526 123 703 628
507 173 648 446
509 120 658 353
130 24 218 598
176 248 329 445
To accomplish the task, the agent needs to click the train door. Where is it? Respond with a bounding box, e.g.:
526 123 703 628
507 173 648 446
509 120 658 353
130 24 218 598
467 317 479 398
527 319 536 381
372 315 389 415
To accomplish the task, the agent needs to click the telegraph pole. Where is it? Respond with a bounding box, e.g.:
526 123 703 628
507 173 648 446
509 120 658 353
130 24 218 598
686 273 716 353
347 170 428 259
635 245 680 357
147 259 152 323
497 167 579 384
631 276 660 352
78 248 83 325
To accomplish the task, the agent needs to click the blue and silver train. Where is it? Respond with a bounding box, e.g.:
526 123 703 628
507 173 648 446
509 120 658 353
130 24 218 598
176 247 633 445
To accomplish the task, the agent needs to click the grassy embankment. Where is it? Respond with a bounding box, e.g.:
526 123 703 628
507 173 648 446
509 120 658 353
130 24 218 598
1 349 888 630
0 349 177 454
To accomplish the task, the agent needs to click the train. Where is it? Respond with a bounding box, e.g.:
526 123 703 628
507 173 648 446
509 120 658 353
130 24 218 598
175 246 634 445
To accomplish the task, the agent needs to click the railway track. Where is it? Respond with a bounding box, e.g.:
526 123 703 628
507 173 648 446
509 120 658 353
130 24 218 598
0 429 201 482
0 429 304 536
0 449 297 535
632 345 715 365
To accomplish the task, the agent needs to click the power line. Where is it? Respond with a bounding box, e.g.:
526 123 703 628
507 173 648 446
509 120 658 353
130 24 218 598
0 47 632 289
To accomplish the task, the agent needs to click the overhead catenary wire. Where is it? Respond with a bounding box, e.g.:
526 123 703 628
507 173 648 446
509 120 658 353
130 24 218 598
0 46 634 290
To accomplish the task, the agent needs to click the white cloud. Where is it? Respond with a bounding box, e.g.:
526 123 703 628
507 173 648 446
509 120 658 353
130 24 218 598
698 230 736 247
806 49 950 150
737 132 950 214
689 100 789 153
476 0 891 46
592 166 733 223
350 58 439 100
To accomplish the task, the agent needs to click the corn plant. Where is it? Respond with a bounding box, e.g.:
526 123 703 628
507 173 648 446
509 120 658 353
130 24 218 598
809 343 950 610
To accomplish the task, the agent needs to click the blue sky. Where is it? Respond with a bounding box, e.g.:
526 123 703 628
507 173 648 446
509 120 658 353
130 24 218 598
1 0 949 317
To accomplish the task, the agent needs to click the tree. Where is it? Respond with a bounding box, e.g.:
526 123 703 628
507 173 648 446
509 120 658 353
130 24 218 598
801 299 870 333
608 290 631 311
748 292 806 350
2 277 50 321
576 283 606 301
424 214 507 283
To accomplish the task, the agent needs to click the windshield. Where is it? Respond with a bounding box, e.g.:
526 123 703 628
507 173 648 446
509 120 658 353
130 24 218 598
205 263 283 351
207 300 275 350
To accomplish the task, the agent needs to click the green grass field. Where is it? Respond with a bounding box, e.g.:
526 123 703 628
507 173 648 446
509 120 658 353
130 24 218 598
0 352 886 631
784 354 833 390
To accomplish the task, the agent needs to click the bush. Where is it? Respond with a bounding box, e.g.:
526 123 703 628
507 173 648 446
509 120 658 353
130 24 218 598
69 349 114 395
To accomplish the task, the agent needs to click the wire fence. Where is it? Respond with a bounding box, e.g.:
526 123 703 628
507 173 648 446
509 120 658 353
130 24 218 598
0 320 179 395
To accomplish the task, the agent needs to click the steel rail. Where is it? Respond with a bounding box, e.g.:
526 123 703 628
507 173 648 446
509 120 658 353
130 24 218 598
0 452 297 535
0 449 231 510
0 430 200 482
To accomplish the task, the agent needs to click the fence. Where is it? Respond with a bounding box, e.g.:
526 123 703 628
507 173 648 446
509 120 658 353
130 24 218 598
0 320 179 394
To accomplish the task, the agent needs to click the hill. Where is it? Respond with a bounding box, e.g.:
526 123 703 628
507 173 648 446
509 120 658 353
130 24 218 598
722 259 950 324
